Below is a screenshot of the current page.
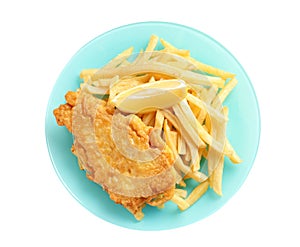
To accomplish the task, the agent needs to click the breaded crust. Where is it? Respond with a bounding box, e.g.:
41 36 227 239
53 90 175 219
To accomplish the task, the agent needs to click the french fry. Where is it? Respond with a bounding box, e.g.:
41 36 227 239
79 68 98 79
186 93 227 124
223 106 229 116
161 109 181 131
186 140 200 171
173 103 206 148
221 106 241 164
213 77 238 106
202 124 209 133
175 188 188 198
205 114 212 133
202 148 208 159
146 35 159 52
142 111 156 126
82 75 91 83
201 85 219 104
191 149 202 172
132 73 152 83
154 110 164 130
92 76 119 87
189 100 201 118
186 56 235 79
183 146 191 164
224 139 242 164
197 108 207 125
210 155 224 196
163 119 176 153
169 131 178 153
177 133 186 155
186 180 209 206
160 38 190 57
171 194 190 211
104 46 134 69
120 74 150 83
178 179 186 187
207 105 228 190
132 35 159 65
151 51 196 71
148 116 155 127
187 171 207 182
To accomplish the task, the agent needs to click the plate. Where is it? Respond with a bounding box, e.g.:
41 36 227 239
45 21 260 230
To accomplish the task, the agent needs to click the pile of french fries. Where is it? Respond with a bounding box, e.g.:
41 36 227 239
79 35 242 212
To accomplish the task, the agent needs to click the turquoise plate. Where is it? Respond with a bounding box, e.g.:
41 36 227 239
45 21 260 230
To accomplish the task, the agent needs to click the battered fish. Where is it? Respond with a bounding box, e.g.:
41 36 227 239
54 90 176 220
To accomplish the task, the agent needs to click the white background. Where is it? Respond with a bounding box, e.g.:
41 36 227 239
1 0 299 246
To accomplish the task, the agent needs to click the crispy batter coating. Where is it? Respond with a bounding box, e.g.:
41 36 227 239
65 91 78 106
108 188 174 220
53 90 175 220
93 105 174 177
53 91 79 132
53 103 73 132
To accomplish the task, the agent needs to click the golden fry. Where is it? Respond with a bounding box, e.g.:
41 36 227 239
171 194 190 211
222 106 242 164
213 77 238 105
224 139 242 164
104 46 134 69
142 111 156 126
154 110 164 130
146 35 159 52
169 131 178 153
79 68 98 79
210 155 224 196
186 171 207 183
175 188 188 198
160 38 190 57
191 149 202 172
178 179 186 187
177 133 186 155
186 180 209 206
186 56 235 79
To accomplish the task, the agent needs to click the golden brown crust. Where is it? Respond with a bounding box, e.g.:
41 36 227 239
53 90 176 220
53 103 73 132
72 92 175 198
108 187 174 220
93 104 174 177
65 91 78 106
53 91 79 132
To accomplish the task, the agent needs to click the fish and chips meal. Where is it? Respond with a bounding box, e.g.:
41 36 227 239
53 35 242 220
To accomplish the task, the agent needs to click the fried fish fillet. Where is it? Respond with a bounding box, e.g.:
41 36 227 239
54 90 175 220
